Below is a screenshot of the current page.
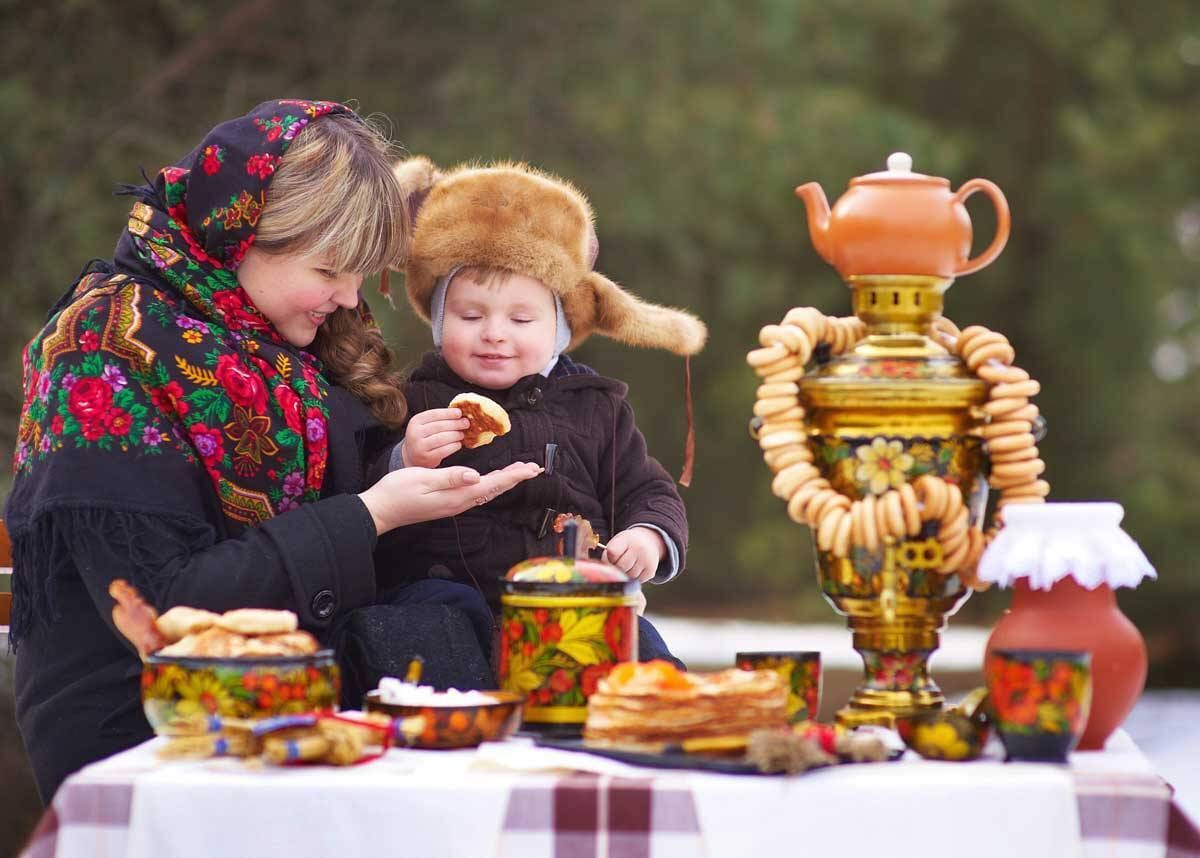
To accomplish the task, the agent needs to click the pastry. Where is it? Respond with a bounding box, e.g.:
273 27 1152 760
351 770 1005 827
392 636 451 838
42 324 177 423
449 392 511 448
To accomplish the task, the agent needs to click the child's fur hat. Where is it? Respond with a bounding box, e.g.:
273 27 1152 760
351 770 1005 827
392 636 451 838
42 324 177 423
393 157 707 356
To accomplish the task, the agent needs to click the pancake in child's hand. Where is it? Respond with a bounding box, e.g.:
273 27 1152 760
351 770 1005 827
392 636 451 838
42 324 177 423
449 393 511 448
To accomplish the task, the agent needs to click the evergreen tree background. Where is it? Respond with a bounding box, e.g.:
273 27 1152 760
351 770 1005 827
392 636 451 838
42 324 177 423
2 1 1197 847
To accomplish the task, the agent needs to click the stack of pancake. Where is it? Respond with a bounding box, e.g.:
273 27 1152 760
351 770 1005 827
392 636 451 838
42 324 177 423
582 660 789 746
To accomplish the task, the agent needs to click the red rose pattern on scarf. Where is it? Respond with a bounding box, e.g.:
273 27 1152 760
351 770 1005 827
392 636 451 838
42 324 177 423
11 99 357 527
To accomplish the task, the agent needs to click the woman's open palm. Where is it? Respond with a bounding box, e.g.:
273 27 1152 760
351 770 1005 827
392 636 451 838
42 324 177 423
360 461 542 533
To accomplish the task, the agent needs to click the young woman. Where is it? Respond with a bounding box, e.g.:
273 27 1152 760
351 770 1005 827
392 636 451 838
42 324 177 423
4 99 540 802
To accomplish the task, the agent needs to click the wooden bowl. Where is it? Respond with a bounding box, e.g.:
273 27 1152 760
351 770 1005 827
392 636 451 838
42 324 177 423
363 689 524 749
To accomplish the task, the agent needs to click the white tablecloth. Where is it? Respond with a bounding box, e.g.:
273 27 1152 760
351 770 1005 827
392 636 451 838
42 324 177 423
21 730 1200 858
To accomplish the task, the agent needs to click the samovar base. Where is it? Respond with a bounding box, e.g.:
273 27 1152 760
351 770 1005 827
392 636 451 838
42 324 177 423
827 591 969 732
835 686 946 730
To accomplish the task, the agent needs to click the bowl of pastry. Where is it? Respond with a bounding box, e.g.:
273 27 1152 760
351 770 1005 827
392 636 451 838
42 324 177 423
109 580 340 736
363 678 524 749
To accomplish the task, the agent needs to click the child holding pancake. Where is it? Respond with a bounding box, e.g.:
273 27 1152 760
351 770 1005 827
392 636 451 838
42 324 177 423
380 158 707 663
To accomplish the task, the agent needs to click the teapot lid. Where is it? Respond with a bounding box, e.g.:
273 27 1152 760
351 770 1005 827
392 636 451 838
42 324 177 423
850 152 949 188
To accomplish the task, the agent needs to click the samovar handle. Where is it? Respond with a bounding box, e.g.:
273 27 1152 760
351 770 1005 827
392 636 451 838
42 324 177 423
880 536 898 625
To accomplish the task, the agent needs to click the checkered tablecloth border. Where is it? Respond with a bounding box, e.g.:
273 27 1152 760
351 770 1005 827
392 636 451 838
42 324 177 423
501 773 703 858
20 756 1200 858
21 781 132 858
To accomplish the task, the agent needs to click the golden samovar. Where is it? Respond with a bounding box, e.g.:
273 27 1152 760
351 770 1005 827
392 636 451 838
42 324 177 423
749 152 1043 730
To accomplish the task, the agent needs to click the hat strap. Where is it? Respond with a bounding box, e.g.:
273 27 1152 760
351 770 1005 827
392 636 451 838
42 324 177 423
678 356 695 487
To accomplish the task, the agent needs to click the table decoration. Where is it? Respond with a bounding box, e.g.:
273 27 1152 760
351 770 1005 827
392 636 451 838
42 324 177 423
157 710 396 765
143 649 339 736
746 152 1048 729
363 685 524 749
735 650 822 722
985 648 1092 762
978 501 1155 750
498 521 639 730
907 709 989 761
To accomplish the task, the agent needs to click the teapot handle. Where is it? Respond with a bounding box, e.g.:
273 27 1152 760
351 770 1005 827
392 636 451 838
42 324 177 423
953 179 1011 276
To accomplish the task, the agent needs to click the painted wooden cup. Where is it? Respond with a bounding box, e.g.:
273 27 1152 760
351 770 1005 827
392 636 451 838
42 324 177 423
735 651 822 723
984 648 1092 763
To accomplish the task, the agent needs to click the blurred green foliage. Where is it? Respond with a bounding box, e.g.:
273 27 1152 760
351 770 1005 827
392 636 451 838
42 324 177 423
2 0 1198 680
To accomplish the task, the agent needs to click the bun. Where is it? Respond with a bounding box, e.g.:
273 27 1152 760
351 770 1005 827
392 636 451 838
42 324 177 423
216 608 299 635
156 606 221 642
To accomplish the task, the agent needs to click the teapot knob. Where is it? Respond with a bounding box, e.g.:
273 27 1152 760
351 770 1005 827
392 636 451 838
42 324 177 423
886 151 913 172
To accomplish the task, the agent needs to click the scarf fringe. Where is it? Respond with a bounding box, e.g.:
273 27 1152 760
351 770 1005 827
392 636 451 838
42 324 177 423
113 166 166 208
7 507 214 652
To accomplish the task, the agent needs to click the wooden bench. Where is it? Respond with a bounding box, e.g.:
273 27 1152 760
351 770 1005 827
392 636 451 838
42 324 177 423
1 520 11 628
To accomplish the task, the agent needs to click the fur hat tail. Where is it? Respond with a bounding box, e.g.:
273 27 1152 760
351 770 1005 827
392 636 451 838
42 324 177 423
393 156 442 238
580 272 707 356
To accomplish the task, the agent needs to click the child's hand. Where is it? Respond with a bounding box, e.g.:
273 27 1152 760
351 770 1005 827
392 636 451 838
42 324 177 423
631 589 647 616
604 528 665 584
403 408 470 468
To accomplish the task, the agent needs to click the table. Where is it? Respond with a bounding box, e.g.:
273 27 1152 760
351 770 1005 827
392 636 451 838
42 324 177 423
20 730 1200 858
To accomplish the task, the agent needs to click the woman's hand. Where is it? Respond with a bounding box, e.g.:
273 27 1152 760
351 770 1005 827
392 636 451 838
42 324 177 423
359 461 542 534
604 527 666 583
402 408 470 468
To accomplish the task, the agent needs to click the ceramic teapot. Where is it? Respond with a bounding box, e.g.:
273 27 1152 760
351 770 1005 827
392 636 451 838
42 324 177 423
795 152 1011 279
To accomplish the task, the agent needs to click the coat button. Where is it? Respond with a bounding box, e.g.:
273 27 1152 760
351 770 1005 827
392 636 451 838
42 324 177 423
311 589 336 619
526 387 542 407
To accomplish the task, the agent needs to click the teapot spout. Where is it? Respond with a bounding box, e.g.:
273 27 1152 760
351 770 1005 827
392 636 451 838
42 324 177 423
795 182 834 265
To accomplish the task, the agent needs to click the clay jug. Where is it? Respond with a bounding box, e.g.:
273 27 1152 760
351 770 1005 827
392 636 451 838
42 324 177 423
978 503 1156 751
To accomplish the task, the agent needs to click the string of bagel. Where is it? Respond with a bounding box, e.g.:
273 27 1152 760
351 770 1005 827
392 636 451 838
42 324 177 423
747 307 1048 590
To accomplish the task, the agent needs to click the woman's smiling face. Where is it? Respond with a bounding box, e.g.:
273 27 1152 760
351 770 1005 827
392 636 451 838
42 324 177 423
236 246 362 347
439 270 557 389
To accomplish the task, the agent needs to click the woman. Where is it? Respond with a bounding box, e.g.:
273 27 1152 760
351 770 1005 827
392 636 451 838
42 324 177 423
4 99 540 802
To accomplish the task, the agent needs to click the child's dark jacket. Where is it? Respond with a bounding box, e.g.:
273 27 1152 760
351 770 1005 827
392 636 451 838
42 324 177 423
379 352 688 607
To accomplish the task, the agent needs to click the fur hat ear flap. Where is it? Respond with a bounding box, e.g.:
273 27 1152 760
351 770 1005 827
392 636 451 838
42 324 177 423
577 272 708 356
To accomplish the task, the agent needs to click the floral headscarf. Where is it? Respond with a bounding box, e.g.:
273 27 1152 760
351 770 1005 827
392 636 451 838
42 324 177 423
9 99 359 539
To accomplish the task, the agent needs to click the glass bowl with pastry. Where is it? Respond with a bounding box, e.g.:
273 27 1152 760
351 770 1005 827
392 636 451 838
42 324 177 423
109 579 339 736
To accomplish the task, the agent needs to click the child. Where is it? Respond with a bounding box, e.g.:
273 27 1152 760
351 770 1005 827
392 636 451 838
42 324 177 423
380 158 707 663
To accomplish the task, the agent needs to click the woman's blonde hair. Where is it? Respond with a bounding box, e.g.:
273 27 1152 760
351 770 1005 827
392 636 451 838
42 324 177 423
255 112 410 429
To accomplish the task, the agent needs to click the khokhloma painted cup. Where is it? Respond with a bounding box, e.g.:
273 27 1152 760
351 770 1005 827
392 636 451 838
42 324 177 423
984 648 1091 763
736 651 822 723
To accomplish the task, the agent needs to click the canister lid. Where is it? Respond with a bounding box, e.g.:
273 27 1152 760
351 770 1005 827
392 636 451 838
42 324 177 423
506 556 629 584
